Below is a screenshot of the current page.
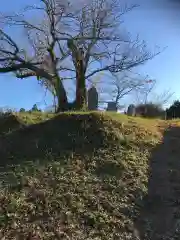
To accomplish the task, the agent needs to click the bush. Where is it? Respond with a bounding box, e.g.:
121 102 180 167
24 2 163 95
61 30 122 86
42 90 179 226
19 108 26 113
136 103 165 119
0 107 13 118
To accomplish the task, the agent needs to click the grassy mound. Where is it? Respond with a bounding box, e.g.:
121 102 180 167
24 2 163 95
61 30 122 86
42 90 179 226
0 112 164 239
0 113 24 135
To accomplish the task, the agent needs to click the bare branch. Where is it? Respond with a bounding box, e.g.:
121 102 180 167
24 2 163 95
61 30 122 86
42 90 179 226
0 63 30 73
97 70 148 108
0 29 19 54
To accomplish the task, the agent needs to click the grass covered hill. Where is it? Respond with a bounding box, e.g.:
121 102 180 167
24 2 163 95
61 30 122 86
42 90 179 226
0 111 179 239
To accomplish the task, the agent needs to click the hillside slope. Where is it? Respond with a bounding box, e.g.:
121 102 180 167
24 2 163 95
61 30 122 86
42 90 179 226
0 112 178 239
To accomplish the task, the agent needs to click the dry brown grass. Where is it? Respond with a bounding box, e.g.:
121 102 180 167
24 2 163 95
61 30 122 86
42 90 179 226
0 111 178 239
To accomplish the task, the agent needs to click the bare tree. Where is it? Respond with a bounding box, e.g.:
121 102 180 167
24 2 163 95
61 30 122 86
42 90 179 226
0 0 74 111
66 0 163 109
134 78 156 104
91 70 148 110
104 71 149 109
0 0 161 111
152 89 174 107
134 78 173 107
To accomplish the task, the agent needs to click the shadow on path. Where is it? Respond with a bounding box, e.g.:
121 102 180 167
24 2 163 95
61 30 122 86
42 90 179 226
135 126 180 239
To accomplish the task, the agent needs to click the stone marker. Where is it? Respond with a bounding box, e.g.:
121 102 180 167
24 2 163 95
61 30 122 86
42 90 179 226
88 86 98 110
107 102 117 112
127 104 136 116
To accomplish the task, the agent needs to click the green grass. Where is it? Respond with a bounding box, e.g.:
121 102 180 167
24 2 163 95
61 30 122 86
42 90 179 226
0 111 165 239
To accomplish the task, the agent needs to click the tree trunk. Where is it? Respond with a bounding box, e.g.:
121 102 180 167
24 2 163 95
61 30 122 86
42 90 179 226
75 59 87 110
55 77 68 112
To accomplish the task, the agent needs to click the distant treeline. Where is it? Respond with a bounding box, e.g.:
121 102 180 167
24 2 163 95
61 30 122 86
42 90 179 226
133 100 180 119
166 100 180 119
19 104 42 113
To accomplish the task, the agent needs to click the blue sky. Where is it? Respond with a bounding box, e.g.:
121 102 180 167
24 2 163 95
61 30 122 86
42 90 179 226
0 0 179 110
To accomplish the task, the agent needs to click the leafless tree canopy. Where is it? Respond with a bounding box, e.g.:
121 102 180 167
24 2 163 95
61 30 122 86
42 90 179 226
134 78 173 107
0 0 161 111
93 70 149 109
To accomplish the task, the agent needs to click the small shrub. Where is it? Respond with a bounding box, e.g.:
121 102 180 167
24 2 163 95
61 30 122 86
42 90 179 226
136 103 165 119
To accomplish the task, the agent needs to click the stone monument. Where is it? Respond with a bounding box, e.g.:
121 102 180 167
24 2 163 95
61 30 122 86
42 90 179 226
88 86 98 110
106 102 117 111
127 104 136 116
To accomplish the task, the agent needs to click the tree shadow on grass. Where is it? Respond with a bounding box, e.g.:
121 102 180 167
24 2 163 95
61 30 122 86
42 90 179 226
0 113 110 168
135 126 180 239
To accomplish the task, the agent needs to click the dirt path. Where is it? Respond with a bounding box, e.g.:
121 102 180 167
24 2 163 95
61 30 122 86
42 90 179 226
135 126 180 239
